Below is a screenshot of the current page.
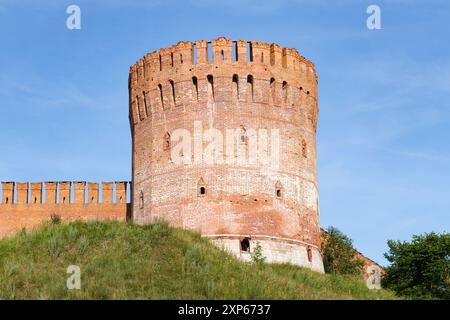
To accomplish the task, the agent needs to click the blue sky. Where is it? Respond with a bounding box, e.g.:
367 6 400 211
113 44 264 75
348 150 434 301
0 0 449 265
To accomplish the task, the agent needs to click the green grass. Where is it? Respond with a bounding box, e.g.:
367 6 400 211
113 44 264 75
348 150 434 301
0 220 397 299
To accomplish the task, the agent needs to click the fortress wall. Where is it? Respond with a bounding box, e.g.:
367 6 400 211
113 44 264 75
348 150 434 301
0 181 130 238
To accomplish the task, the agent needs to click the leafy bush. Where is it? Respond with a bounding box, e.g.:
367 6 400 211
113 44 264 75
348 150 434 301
382 232 450 300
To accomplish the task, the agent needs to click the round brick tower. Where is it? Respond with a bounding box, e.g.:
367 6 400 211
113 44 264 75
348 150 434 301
129 37 323 272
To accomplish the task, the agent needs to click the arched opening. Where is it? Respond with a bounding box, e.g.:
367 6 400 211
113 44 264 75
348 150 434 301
241 238 250 252
158 84 164 109
246 75 253 102
62 197 66 204
192 76 198 100
5 197 9 204
207 75 214 101
282 81 288 105
275 181 283 198
197 178 207 197
169 80 176 106
307 247 313 263
163 132 171 151
34 197 37 204
270 78 276 105
232 74 239 102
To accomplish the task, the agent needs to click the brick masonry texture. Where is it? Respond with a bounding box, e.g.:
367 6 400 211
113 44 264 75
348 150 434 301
129 37 323 272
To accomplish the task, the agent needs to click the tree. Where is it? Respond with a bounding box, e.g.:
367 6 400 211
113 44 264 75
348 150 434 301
321 226 364 275
382 232 450 300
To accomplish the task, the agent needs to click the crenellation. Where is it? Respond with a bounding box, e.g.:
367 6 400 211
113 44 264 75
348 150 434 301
251 41 270 64
1 182 14 204
88 182 99 204
30 182 43 204
73 182 86 204
115 181 128 204
59 182 71 204
195 40 208 64
16 182 29 204
270 43 283 67
211 37 233 62
102 182 114 204
45 182 57 204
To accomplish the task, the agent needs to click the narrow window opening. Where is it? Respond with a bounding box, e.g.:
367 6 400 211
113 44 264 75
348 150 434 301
142 91 149 116
119 196 123 203
163 132 171 151
282 81 288 105
139 191 144 209
232 74 239 102
261 52 264 63
159 54 162 71
136 95 143 120
240 126 247 144
5 197 9 204
302 139 307 158
169 80 176 106
275 181 283 198
307 247 313 262
241 238 250 252
192 76 199 100
270 78 276 104
91 196 95 203
198 178 207 197
63 197 66 204
246 75 253 102
221 50 224 61
207 75 214 101
170 52 174 67
180 53 183 64
158 84 164 109
34 197 37 204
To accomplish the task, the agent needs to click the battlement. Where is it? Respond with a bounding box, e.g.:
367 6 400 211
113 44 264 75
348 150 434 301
128 37 319 130
0 181 131 205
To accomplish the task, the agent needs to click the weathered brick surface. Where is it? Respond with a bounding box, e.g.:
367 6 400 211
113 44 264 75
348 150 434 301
129 37 323 272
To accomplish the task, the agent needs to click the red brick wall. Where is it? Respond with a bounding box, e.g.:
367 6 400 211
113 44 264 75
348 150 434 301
0 182 130 238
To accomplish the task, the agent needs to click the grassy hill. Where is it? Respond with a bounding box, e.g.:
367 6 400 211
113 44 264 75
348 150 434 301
0 220 397 299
